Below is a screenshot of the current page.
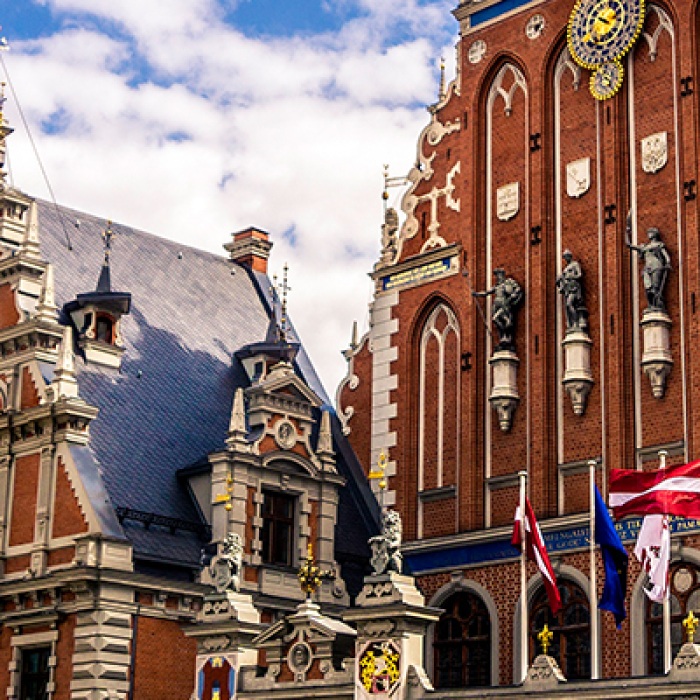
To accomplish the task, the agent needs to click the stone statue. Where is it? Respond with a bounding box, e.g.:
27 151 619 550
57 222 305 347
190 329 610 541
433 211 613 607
555 250 588 332
626 220 671 312
472 268 523 350
369 509 403 575
208 532 243 594
380 208 399 264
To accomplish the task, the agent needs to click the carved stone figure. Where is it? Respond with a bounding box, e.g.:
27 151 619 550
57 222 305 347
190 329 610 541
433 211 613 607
369 510 403 575
627 222 671 312
208 532 243 594
473 268 523 350
556 250 588 332
380 207 399 264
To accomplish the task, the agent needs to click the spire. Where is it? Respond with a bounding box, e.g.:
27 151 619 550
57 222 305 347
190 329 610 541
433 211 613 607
35 264 57 323
438 57 446 100
52 325 79 399
22 201 41 260
316 409 334 457
0 79 13 192
226 388 249 449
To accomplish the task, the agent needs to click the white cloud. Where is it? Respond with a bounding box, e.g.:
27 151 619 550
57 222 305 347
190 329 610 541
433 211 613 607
4 0 456 393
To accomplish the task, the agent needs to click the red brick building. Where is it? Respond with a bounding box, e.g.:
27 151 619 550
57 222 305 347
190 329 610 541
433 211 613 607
338 0 700 686
0 106 378 697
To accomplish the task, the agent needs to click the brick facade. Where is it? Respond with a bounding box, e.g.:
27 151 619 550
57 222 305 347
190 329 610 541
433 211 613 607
339 0 700 687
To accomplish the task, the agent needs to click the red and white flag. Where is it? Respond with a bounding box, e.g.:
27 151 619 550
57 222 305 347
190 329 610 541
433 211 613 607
512 498 562 614
634 514 670 603
609 460 700 519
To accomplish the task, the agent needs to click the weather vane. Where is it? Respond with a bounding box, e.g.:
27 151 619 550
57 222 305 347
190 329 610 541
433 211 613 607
368 450 388 510
271 264 292 343
102 221 116 263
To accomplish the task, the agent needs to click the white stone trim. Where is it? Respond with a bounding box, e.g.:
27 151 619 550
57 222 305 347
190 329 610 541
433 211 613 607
7 628 59 700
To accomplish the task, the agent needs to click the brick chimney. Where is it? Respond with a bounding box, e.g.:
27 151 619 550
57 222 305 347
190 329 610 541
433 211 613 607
224 227 273 273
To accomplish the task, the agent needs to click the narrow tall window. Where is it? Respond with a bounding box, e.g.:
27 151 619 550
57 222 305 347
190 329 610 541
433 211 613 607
531 580 590 680
434 592 491 688
261 491 295 566
20 646 50 700
646 562 700 674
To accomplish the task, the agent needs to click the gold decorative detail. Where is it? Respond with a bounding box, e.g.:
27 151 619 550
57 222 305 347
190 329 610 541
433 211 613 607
684 611 699 644
297 542 334 598
215 471 234 511
538 624 554 656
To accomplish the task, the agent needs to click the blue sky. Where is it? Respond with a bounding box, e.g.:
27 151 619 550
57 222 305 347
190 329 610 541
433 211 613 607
0 0 457 391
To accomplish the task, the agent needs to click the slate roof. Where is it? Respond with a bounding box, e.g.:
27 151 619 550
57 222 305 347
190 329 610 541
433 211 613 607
35 198 378 578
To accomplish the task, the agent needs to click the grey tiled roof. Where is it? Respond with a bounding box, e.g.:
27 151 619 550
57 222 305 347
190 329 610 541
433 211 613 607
35 198 378 575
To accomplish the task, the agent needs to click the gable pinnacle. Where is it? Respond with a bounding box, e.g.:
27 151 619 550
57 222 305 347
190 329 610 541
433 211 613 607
226 387 248 449
317 409 334 457
35 264 58 323
22 201 42 260
52 325 79 399
439 57 446 100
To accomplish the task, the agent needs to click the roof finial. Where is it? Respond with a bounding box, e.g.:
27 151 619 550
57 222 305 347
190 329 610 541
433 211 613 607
350 320 358 350
279 263 291 342
439 57 446 100
0 81 6 126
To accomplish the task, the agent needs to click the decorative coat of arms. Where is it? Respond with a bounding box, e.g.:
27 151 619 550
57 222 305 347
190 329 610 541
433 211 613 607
566 157 591 198
496 183 520 221
358 640 401 697
641 132 668 174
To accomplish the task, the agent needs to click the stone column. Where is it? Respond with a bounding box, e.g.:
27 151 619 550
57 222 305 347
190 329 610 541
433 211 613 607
343 572 441 700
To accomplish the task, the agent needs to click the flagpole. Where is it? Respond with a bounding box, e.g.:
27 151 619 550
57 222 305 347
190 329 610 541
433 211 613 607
518 469 528 683
659 449 671 674
589 459 600 679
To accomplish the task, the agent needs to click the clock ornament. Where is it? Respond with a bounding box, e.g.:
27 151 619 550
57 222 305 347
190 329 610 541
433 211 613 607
590 60 624 99
567 0 644 98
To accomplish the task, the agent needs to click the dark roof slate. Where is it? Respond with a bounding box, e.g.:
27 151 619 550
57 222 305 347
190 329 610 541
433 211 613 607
34 198 378 572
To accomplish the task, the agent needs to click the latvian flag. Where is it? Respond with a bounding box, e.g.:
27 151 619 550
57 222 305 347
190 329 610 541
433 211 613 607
512 498 562 614
609 459 700 519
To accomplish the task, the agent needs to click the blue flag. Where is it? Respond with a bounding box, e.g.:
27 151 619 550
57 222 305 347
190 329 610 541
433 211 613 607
595 486 628 628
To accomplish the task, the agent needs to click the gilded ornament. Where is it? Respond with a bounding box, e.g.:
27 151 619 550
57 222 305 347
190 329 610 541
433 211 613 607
538 624 554 656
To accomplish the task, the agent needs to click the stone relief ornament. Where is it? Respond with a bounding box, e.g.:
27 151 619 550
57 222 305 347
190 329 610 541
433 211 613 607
641 131 668 174
287 641 312 675
566 157 591 198
468 40 487 64
358 640 401 697
496 182 520 221
275 419 296 449
208 533 243 594
368 510 403 575
526 14 546 39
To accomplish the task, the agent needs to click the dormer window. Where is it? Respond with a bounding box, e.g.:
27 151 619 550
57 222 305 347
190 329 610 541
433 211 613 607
95 314 114 343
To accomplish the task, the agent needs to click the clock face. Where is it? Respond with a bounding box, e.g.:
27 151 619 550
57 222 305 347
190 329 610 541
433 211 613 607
568 0 645 69
590 60 624 99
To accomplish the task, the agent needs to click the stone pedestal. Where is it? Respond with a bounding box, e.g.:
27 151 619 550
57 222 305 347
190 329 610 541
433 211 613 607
521 654 567 689
489 349 519 432
562 329 594 416
669 642 700 680
184 590 263 700
641 309 673 399
343 573 441 700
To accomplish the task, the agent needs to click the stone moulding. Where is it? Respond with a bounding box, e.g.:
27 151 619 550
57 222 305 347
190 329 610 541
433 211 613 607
561 329 594 415
640 309 673 399
489 349 520 432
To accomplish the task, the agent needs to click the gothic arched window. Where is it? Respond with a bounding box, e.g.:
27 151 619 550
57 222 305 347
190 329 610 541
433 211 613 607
531 579 590 680
646 562 700 674
434 592 491 688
